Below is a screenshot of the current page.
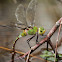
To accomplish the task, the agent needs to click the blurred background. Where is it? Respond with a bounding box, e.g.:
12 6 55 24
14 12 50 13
0 0 62 62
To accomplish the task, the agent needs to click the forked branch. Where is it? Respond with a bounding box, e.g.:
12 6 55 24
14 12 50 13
21 17 62 58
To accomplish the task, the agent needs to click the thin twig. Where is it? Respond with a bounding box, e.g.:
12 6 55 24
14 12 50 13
21 17 62 58
0 46 49 61
10 17 62 62
54 22 62 62
26 50 31 62
57 38 62 47
1 17 62 62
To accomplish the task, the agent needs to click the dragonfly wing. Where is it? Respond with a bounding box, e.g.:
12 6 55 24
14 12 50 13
15 4 27 27
26 0 38 26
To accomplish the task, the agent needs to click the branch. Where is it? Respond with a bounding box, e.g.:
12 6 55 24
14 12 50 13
57 37 62 47
54 22 62 62
21 17 62 58
0 46 48 62
26 50 31 62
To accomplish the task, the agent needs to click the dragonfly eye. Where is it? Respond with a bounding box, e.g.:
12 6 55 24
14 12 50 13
27 29 29 30
40 31 42 32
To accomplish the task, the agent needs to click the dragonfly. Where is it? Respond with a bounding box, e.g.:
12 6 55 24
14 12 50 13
0 0 46 49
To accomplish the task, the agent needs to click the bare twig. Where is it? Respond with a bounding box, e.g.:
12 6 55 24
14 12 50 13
0 46 49 62
54 21 62 62
21 17 62 58
26 50 31 62
57 37 62 47
3 17 62 62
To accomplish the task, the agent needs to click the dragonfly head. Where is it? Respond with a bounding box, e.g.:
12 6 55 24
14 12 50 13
38 27 45 35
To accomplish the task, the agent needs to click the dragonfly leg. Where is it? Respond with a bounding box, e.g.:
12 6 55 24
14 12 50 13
27 34 36 49
36 31 39 44
42 34 47 36
47 41 49 51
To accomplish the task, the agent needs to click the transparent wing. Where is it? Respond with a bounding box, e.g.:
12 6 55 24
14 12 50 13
15 4 27 27
26 0 38 26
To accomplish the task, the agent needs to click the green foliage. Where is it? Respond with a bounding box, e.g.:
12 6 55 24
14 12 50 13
40 50 62 62
59 54 62 57
47 57 57 61
40 50 53 58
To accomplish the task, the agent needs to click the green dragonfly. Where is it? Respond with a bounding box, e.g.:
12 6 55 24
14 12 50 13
0 0 46 48
15 0 46 48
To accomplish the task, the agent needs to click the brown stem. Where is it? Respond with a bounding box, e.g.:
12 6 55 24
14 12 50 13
57 37 62 47
26 50 31 62
12 37 19 62
54 23 62 62
21 17 62 58
0 46 50 62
